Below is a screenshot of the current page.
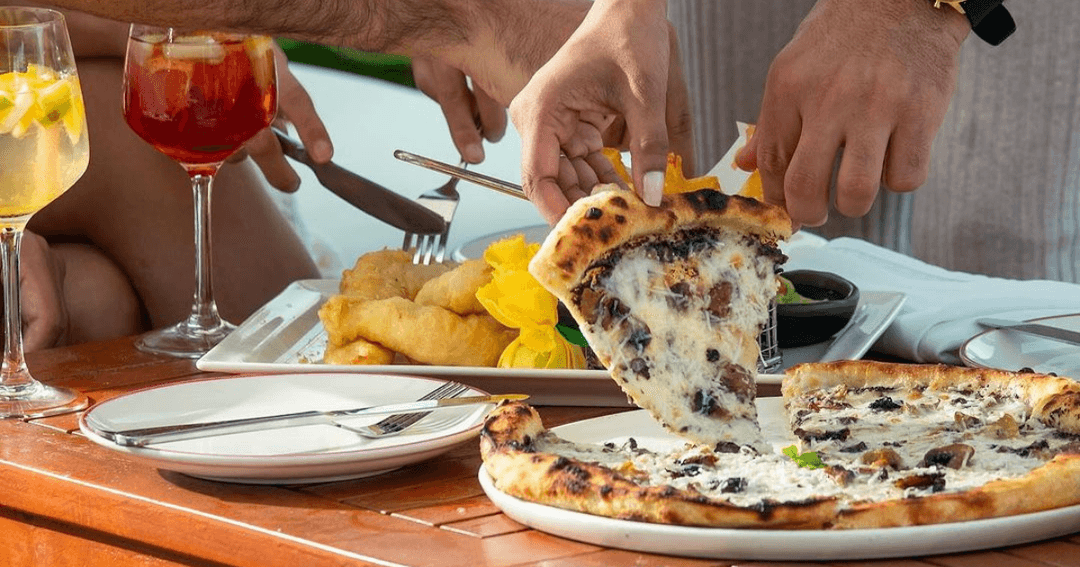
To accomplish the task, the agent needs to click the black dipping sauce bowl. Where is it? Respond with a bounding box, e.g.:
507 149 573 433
776 270 860 348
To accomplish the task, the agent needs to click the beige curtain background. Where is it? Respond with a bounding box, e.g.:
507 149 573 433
669 0 1080 282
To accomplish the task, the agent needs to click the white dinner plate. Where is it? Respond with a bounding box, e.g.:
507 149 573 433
960 313 1080 380
79 373 491 484
479 399 1080 560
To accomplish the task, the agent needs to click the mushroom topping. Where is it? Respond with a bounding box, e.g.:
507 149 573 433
894 472 946 492
953 412 981 430
984 414 1020 439
920 443 975 469
859 448 904 470
824 465 855 487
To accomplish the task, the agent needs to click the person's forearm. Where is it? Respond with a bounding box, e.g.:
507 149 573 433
42 0 497 59
42 0 589 106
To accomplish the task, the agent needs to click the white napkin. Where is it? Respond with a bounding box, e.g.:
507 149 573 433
782 235 1080 365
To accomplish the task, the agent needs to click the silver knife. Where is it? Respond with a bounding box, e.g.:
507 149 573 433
394 149 529 201
976 317 1080 346
273 128 447 234
90 393 527 447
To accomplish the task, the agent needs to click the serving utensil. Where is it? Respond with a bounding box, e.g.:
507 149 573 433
92 393 528 447
273 128 447 235
976 317 1080 347
395 149 528 201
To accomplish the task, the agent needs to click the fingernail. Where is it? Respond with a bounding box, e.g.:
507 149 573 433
643 171 664 206
464 143 484 164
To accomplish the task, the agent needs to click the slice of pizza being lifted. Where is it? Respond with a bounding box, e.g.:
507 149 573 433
529 187 792 448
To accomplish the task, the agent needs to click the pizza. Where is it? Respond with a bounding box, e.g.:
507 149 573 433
528 187 792 448
480 360 1080 529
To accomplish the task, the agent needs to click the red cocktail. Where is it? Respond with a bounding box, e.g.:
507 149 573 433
122 28 277 357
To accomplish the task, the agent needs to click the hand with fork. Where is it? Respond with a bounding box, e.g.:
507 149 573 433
405 59 504 265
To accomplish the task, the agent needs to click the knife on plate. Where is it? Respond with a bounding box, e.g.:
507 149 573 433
976 317 1080 347
273 128 447 235
91 393 527 447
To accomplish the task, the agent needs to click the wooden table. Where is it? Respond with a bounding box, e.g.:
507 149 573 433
2 336 1078 566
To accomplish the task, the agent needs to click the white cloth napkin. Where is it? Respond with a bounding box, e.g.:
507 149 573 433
782 235 1080 365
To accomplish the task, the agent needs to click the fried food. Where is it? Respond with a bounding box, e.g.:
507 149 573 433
323 338 395 365
414 259 492 316
321 295 515 367
338 249 453 300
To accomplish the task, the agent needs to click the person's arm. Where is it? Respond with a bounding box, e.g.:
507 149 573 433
735 0 970 228
42 0 583 102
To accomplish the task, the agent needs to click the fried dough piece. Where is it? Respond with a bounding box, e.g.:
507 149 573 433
323 338 395 365
338 249 453 300
322 296 516 366
414 259 492 316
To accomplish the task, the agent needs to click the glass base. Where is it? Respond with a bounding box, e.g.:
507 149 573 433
0 382 88 419
136 319 236 359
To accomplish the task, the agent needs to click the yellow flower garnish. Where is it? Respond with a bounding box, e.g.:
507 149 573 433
476 235 587 369
600 149 722 195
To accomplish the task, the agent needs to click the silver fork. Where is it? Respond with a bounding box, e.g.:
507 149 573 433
402 161 463 265
336 381 471 439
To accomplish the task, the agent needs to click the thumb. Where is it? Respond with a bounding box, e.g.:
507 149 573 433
627 111 669 208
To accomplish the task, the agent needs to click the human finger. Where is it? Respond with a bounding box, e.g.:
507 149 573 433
243 128 301 193
834 129 889 217
515 102 572 224
751 81 802 212
274 45 332 164
882 113 933 193
783 123 841 227
413 58 485 163
664 22 695 175
473 83 507 143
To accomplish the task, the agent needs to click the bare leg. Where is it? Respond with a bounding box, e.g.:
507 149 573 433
30 57 319 329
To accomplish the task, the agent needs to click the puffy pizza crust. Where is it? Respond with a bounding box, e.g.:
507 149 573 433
783 360 1080 435
529 186 793 297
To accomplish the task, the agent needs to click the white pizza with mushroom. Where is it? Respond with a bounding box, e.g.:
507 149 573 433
480 361 1080 529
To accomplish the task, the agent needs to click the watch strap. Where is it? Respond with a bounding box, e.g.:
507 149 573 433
965 0 1016 45
958 0 1017 45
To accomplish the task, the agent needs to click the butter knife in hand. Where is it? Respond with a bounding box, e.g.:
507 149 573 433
272 128 447 235
90 393 528 447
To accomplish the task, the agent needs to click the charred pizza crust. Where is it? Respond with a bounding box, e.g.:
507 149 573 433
480 363 1080 530
528 188 792 448
529 186 793 296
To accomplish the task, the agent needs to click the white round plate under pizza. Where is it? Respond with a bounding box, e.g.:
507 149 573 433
478 361 1080 560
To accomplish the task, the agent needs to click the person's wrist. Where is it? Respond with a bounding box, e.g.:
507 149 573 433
920 0 972 46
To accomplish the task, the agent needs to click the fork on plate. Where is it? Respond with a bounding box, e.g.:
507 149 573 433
337 381 471 439
402 161 464 265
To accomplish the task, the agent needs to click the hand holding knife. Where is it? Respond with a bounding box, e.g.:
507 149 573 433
272 128 447 235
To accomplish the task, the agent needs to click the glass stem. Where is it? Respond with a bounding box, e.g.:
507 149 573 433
0 226 33 392
186 172 224 331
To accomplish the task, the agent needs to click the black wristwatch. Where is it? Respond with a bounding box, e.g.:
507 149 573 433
934 0 1016 45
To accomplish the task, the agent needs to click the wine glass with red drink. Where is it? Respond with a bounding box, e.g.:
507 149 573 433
122 27 277 357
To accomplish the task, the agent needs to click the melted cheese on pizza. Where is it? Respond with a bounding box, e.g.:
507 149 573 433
528 399 1078 510
569 227 781 448
788 382 1079 481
